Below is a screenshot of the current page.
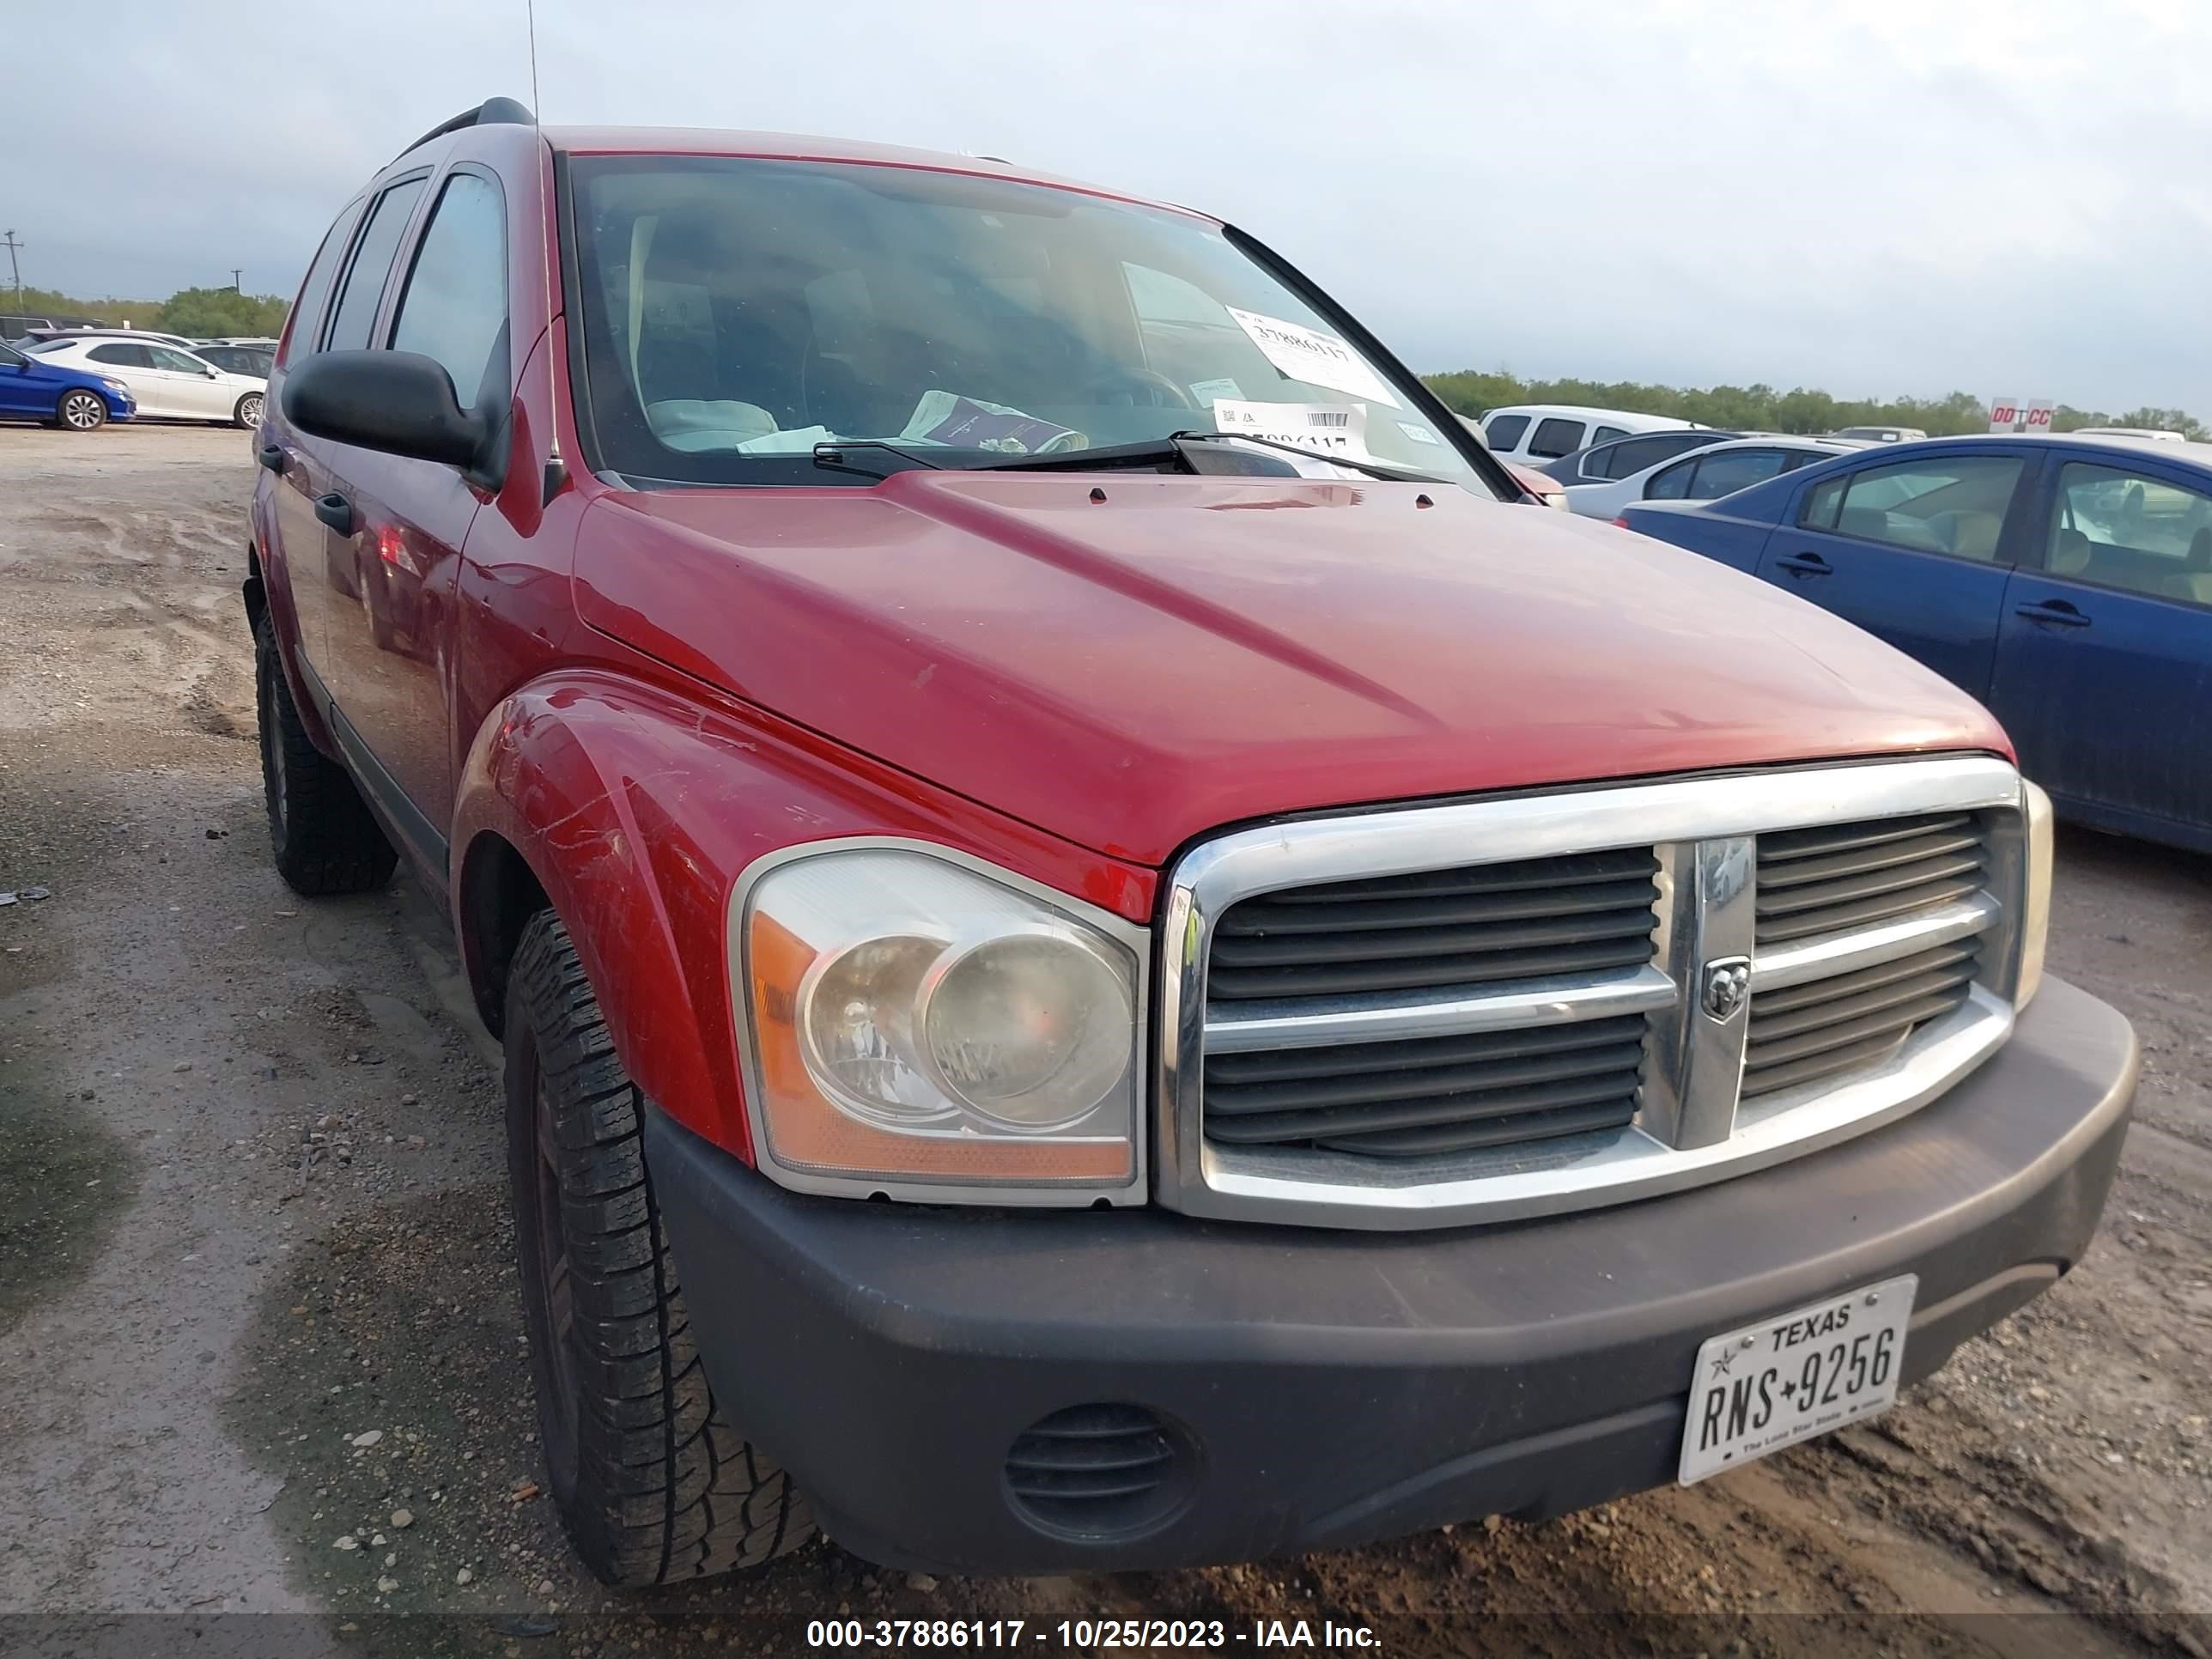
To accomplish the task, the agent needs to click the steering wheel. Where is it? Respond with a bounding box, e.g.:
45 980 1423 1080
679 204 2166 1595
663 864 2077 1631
1080 368 1194 410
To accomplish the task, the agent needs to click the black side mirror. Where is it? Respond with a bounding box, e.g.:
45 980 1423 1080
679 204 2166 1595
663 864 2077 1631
283 349 489 474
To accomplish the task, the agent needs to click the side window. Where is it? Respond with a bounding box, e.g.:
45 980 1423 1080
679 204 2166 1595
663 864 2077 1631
1646 456 1698 500
2047 461 2212 610
324 178 428 353
89 343 153 368
1528 416 1584 459
390 172 509 410
1823 456 2025 562
150 346 208 373
1592 425 1629 447
1483 413 1529 452
1802 473 1846 529
1607 435 1681 478
1688 448 1788 499
283 198 367 366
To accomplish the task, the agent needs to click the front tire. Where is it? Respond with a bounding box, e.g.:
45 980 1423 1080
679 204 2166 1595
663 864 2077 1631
504 910 814 1587
253 611 397 895
233 392 264 429
55 390 107 431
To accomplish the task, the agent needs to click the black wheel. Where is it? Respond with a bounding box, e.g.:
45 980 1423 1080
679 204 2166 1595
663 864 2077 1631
54 389 107 431
233 392 264 430
505 910 813 1586
253 611 397 895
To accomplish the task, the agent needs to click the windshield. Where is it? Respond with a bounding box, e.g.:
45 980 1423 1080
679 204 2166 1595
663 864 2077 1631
565 155 1485 489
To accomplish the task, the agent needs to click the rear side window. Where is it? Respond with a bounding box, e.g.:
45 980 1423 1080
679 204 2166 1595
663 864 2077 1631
1601 434 1686 478
284 198 366 366
1484 413 1529 451
1809 455 2025 562
390 172 510 411
1688 448 1788 498
1646 456 1698 499
1528 416 1584 459
89 343 153 368
2047 461 2212 610
1592 425 1628 447
324 178 428 353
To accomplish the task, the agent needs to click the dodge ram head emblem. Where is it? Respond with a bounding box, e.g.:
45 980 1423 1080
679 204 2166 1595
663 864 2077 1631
1700 957 1753 1021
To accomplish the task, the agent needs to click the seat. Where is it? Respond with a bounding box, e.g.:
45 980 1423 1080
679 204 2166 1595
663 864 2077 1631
1927 509 2004 561
2051 527 2093 575
646 399 778 453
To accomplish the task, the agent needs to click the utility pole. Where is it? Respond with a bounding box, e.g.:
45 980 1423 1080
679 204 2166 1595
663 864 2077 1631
2 231 23 311
230 268 242 292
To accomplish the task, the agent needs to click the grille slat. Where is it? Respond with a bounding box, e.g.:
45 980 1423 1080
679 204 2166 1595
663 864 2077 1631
1217 874 1662 937
1317 1097 1638 1157
1211 906 1653 969
1754 812 1987 946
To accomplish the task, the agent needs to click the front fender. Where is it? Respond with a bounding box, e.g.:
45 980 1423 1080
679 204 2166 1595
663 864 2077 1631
450 670 1157 1161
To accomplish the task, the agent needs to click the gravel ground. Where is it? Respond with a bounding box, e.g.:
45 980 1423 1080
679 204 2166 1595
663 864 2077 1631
0 423 2206 1658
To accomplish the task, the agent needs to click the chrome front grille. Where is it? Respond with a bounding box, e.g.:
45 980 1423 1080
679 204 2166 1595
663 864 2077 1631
1158 757 2030 1230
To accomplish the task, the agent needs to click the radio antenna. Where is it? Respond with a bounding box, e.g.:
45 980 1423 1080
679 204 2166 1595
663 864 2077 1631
526 0 567 503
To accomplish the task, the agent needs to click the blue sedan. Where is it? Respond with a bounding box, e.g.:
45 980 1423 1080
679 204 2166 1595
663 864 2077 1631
1618 434 2212 854
0 337 137 429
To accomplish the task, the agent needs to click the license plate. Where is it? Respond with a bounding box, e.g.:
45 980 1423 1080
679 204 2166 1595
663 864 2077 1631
1678 1273 1916 1485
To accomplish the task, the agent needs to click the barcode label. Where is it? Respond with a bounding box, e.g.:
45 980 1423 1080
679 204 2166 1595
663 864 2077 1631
1306 410 1351 427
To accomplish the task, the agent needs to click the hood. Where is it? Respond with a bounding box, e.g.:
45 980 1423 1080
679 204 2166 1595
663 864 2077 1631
574 471 2008 866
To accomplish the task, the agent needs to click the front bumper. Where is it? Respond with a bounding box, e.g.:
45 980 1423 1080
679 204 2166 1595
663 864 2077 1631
650 976 2135 1576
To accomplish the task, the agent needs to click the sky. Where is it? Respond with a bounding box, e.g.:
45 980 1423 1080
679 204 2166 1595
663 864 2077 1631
7 0 2208 415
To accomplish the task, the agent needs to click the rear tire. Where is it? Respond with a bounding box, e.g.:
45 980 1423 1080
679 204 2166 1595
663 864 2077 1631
233 392 264 430
253 611 397 895
504 910 814 1586
54 389 106 431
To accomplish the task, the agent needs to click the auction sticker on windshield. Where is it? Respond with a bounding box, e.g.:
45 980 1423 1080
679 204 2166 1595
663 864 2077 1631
1225 308 1400 407
1678 1274 1915 1485
1212 398 1374 462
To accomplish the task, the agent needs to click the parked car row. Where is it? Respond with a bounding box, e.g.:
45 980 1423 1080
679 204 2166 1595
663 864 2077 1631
1615 432 2212 853
0 327 270 429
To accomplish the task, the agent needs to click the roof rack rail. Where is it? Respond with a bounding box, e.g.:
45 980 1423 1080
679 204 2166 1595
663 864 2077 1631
390 97 535 167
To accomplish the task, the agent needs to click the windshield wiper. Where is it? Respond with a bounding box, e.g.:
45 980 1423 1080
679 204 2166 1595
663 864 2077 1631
1168 430 1455 485
809 440 945 478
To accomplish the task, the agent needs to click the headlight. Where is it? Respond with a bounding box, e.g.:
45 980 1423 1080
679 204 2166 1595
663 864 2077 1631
2015 781 2053 1007
101 378 129 392
734 845 1144 1200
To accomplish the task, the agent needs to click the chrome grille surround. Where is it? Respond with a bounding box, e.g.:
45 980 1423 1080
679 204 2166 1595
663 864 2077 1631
1155 757 2029 1231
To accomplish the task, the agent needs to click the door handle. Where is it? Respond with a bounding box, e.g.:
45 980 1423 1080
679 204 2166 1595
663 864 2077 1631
1776 552 1832 578
257 443 288 474
313 492 356 536
2014 599 2091 629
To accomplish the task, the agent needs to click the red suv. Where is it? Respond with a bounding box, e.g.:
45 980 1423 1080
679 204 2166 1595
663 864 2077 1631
248 99 2136 1586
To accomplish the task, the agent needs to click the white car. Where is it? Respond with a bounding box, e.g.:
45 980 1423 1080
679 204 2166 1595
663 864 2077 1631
1479 404 1696 466
1563 436 1859 520
31 337 265 428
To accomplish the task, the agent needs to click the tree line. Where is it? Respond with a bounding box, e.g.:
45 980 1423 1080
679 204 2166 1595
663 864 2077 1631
7 284 293 340
10 278 2204 440
1420 368 2207 442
